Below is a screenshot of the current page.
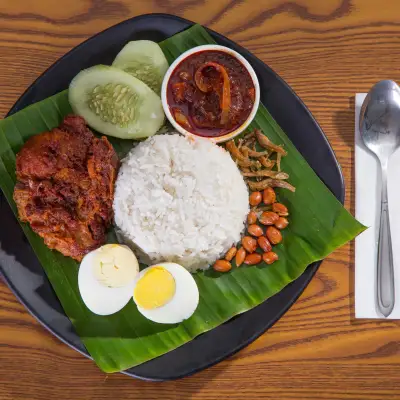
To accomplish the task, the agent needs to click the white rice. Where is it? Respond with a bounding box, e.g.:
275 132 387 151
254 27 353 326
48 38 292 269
113 134 249 272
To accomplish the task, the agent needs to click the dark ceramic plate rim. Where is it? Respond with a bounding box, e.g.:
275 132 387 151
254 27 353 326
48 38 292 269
0 13 345 381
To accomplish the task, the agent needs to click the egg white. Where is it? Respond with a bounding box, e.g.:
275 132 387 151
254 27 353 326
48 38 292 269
78 250 135 316
133 262 199 324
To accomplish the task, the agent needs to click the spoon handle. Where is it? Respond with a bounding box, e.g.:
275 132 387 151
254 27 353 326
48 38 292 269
377 165 395 317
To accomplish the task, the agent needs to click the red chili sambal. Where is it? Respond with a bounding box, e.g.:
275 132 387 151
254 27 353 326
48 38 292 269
167 50 255 138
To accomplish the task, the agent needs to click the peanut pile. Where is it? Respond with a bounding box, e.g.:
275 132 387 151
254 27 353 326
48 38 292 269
213 187 289 272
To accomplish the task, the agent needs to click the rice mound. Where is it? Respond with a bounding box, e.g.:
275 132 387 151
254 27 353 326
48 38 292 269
113 134 249 272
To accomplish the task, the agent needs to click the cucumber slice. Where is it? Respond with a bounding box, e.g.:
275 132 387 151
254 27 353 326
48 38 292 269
112 40 169 94
69 65 165 139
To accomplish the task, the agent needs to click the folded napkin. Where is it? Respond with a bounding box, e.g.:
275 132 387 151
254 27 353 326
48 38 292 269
355 93 400 318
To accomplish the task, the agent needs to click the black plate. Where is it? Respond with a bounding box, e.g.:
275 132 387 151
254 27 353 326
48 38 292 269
0 14 344 381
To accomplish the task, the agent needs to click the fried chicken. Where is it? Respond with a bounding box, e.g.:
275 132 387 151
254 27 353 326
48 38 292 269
13 115 118 261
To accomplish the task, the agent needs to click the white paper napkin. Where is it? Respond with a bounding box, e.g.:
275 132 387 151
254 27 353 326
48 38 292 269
355 93 400 318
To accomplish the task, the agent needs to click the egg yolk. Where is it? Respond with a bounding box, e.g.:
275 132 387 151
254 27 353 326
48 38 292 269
92 244 138 288
134 267 176 310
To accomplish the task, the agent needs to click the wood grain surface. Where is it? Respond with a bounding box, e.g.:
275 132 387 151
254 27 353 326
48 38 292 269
1 0 400 399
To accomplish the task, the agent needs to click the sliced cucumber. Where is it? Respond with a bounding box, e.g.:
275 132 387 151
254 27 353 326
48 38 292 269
112 40 169 94
68 65 165 139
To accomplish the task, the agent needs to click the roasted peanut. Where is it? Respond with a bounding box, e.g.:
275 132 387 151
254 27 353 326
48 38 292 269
213 259 232 272
272 203 288 216
263 251 279 265
266 226 282 244
249 191 262 206
244 253 262 265
235 247 246 267
257 236 272 252
275 217 289 230
263 187 276 205
247 210 258 224
248 224 263 237
242 236 257 253
225 247 237 261
259 211 279 225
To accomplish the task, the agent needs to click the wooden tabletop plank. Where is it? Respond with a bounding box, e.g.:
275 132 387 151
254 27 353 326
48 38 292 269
1 1 400 399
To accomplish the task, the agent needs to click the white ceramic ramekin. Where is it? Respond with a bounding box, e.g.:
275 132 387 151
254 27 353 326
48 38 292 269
161 44 260 143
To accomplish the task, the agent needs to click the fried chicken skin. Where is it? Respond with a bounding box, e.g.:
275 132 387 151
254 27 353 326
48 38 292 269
13 115 118 261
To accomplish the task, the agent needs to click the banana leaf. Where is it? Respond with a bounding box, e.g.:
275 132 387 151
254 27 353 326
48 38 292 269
0 24 365 373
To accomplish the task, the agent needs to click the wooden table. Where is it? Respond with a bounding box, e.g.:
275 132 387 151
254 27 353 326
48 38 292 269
1 1 400 399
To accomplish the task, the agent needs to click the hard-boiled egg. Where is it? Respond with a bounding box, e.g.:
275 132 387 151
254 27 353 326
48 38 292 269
78 244 139 316
132 262 199 324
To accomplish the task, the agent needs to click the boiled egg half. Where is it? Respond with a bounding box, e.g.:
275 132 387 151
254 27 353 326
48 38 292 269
78 244 139 315
132 262 199 324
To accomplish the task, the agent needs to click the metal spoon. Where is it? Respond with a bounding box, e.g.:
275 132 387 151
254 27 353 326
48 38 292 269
359 80 400 317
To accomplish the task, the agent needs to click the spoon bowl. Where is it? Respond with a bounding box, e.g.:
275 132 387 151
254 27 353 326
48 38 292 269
360 80 400 161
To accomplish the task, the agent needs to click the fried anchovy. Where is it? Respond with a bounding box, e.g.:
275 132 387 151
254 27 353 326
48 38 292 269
247 178 295 192
255 129 287 156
